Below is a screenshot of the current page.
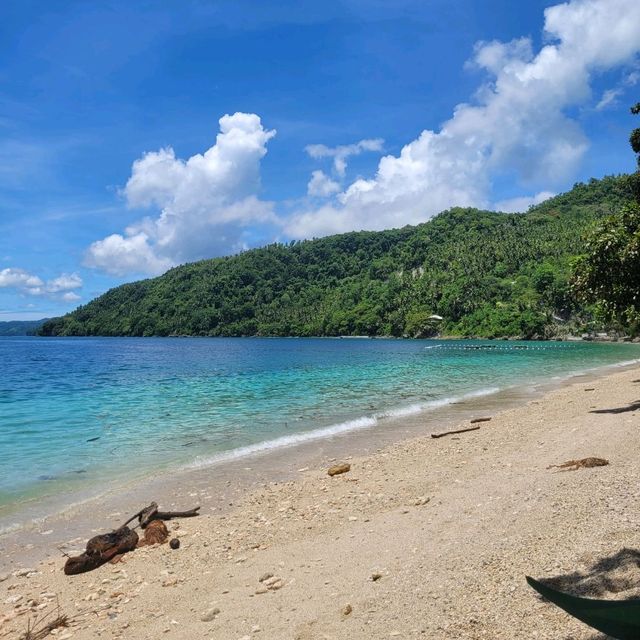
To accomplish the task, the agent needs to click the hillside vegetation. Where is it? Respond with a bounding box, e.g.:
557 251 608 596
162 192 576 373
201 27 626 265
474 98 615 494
40 175 633 339
0 319 48 336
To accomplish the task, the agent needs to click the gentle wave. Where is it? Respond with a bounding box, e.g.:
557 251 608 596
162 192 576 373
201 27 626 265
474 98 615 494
186 386 501 470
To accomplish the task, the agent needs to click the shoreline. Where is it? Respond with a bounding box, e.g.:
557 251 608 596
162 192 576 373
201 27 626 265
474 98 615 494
1 364 640 638
1 353 639 570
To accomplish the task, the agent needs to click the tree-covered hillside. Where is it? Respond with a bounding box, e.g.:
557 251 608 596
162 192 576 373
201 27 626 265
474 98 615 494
0 319 48 336
40 175 634 339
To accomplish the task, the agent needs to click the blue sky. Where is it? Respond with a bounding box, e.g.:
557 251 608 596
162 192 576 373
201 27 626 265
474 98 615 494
1 0 639 320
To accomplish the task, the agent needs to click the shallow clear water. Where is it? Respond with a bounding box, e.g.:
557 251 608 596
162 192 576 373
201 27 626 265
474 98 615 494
1 336 639 519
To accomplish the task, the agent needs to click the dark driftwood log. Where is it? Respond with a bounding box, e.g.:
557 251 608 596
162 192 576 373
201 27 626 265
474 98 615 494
120 502 200 529
431 425 481 439
470 417 492 424
150 506 200 524
63 502 200 575
138 502 159 528
64 526 139 575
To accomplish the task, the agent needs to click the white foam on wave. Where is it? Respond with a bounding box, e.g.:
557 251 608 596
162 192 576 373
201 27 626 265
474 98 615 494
0 521 22 536
186 386 502 471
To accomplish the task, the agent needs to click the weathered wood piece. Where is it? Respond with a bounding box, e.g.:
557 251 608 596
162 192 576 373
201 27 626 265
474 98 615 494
138 502 159 528
153 506 200 523
431 425 481 439
470 417 492 424
547 457 609 471
63 502 200 575
64 527 138 575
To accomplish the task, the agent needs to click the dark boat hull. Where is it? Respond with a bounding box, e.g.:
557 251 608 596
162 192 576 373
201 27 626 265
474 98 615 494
526 575 640 640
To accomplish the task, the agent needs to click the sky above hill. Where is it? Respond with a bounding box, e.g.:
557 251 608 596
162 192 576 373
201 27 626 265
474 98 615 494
1 0 639 320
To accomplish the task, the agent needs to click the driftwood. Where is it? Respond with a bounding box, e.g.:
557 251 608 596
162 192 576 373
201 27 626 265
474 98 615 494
547 457 609 471
63 502 200 575
120 502 201 529
431 425 481 439
64 527 138 575
470 417 492 424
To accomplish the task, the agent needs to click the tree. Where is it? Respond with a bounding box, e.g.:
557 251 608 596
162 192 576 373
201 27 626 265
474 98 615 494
571 104 640 334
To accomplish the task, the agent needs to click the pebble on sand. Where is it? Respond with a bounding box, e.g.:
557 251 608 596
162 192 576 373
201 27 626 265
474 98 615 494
328 463 351 477
201 606 221 622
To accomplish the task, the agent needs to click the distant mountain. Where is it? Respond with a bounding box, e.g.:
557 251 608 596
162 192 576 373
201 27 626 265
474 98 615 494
40 175 632 340
0 319 48 336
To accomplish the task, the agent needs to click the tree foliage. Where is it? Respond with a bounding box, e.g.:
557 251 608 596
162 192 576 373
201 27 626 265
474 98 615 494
571 106 640 335
40 175 632 339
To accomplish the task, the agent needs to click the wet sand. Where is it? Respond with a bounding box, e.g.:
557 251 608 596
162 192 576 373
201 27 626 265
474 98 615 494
1 365 640 639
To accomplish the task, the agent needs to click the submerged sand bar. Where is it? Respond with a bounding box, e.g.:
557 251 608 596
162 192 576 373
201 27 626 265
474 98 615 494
2 366 640 639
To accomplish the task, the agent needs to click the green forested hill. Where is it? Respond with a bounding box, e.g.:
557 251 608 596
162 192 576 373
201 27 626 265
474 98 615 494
0 319 48 336
40 175 633 339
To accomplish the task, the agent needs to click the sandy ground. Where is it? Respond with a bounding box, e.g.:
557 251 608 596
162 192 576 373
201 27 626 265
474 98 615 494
2 366 640 640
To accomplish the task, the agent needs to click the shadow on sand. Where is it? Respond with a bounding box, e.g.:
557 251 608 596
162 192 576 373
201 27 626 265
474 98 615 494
530 548 640 639
540 548 640 598
589 401 640 415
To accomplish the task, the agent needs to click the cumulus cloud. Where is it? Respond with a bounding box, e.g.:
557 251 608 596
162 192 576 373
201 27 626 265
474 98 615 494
286 0 640 238
305 138 384 177
47 272 83 292
0 268 43 290
494 191 556 213
85 112 277 276
0 268 83 301
307 170 340 197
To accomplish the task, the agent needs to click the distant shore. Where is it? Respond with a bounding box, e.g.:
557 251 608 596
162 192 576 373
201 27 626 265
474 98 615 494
2 364 640 639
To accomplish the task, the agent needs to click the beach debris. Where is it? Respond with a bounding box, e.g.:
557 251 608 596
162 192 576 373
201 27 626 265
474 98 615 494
169 538 180 550
328 463 351 476
547 457 609 471
63 501 200 575
413 496 430 506
137 519 169 547
584 388 595 391
470 417 492 424
371 572 383 582
200 607 221 622
342 603 353 616
431 425 481 439
21 607 68 640
64 526 139 575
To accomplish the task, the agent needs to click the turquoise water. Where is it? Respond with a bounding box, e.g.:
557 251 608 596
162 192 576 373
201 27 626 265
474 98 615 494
1 336 639 521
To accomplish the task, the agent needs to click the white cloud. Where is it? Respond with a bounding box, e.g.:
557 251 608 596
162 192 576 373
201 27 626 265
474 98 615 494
305 138 384 177
307 170 340 197
596 69 640 110
286 0 640 238
47 272 83 292
0 268 43 289
85 232 172 277
0 267 83 302
596 88 623 110
85 112 277 276
494 191 556 213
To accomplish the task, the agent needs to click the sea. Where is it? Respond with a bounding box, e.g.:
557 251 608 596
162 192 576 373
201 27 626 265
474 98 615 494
1 336 639 534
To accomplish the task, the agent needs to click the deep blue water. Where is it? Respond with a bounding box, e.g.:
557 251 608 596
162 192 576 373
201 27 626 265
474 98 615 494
1 336 639 519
